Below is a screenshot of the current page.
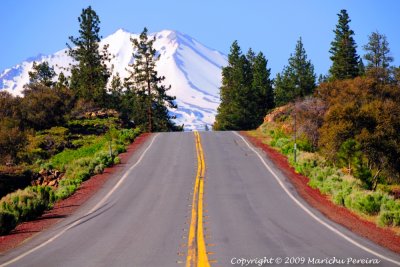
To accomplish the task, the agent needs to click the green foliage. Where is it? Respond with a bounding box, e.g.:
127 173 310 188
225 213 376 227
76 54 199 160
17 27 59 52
113 156 121 165
67 6 111 106
49 136 107 170
0 91 21 120
250 50 274 124
329 9 360 80
0 210 17 235
52 127 141 202
21 84 73 130
344 192 388 216
378 199 400 226
124 27 177 132
0 185 55 235
363 31 394 83
21 127 72 163
269 128 312 156
0 118 27 165
68 118 118 135
274 37 316 106
215 42 273 130
337 139 361 176
28 61 56 87
255 119 400 228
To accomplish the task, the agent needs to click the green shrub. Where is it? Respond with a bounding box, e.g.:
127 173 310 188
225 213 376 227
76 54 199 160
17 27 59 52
377 198 400 226
0 210 17 235
114 144 126 154
55 184 77 200
378 211 400 227
113 156 121 165
21 127 72 163
0 186 54 228
332 183 353 206
344 192 388 215
94 164 105 174
67 118 118 135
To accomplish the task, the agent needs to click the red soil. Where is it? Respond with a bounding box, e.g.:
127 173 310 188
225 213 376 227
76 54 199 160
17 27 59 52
0 133 151 253
242 131 400 254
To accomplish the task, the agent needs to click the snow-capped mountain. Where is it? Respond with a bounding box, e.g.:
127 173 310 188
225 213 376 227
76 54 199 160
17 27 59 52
0 29 227 130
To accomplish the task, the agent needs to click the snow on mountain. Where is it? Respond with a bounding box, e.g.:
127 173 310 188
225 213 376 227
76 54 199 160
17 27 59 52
0 29 227 130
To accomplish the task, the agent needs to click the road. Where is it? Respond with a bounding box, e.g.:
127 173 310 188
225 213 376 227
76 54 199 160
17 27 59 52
0 132 399 267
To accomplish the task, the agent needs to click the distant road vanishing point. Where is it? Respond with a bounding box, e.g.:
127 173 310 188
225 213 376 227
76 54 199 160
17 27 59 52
1 132 399 267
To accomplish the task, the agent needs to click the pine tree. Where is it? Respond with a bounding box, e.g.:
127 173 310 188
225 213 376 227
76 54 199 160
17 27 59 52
28 61 56 87
124 28 177 132
214 41 252 130
274 37 316 106
358 58 365 77
215 42 274 130
329 9 360 80
67 6 111 107
363 31 393 82
251 51 274 123
55 72 69 89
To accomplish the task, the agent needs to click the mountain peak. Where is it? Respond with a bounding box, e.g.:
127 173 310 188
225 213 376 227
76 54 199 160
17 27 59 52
0 29 227 130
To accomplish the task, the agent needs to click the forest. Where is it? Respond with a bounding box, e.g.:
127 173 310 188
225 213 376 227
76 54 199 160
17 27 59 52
215 10 400 228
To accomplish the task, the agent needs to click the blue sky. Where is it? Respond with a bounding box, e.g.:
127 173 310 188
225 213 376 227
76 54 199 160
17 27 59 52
1 0 399 77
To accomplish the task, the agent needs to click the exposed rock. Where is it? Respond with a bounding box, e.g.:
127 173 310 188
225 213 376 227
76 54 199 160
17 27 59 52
263 104 293 123
31 169 63 188
84 109 120 119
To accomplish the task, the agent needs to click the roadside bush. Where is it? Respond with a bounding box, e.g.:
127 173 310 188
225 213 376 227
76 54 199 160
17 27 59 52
0 210 17 235
113 156 121 165
332 182 353 206
0 185 55 235
344 192 388 216
378 199 400 226
378 211 400 227
254 121 400 229
55 178 81 200
55 184 78 200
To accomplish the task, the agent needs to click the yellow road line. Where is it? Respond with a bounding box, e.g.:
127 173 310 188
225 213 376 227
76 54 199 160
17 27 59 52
186 131 210 267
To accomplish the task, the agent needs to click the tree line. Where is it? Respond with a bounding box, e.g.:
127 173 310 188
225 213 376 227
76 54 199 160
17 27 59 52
215 9 400 186
0 6 179 165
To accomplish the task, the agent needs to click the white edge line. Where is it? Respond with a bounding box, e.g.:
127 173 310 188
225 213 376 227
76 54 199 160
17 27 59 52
233 131 400 266
1 133 160 267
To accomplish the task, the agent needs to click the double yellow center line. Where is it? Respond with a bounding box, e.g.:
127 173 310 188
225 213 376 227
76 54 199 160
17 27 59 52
186 131 210 267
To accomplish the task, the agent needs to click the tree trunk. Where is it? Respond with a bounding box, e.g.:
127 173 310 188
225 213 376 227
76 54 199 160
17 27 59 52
372 169 381 191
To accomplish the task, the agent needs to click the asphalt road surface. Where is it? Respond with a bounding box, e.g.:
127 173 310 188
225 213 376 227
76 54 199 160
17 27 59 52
1 132 399 267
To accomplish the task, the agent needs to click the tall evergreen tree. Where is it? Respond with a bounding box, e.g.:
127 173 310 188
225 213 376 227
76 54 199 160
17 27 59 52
363 31 393 82
214 41 252 130
274 37 316 106
329 9 360 80
124 28 177 132
215 42 273 130
67 6 111 107
251 51 274 122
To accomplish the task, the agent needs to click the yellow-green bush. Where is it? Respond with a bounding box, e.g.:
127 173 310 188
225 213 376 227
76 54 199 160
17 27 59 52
0 185 55 235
